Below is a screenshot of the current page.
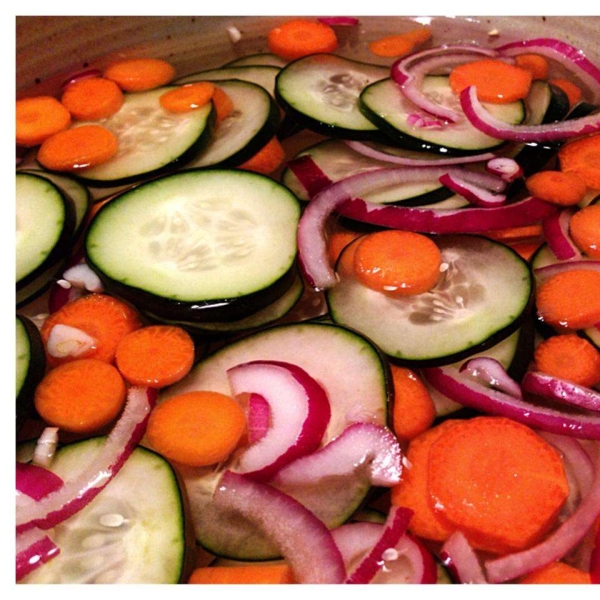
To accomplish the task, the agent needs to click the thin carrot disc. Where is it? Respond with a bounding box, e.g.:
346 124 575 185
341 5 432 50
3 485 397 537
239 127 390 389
427 416 569 554
60 77 124 120
515 54 549 80
570 204 600 258
104 57 176 92
34 358 126 433
534 333 600 387
549 78 583 107
146 391 246 467
159 81 215 114
36 124 118 172
536 269 600 330
352 230 442 297
16 96 71 147
449 58 533 104
267 19 338 61
237 137 286 175
368 34 416 58
559 133 600 191
211 85 235 125
525 170 588 206
115 325 195 388
188 565 295 584
328 228 361 266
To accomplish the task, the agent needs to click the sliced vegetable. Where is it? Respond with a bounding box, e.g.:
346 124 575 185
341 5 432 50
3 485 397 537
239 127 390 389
16 96 71 147
103 57 176 92
525 170 588 206
522 371 600 412
159 81 215 113
548 78 583 107
519 561 592 584
439 531 488 584
60 77 124 120
188 564 294 584
514 53 549 80
237 136 285 175
570 204 600 258
558 132 600 190
267 19 338 61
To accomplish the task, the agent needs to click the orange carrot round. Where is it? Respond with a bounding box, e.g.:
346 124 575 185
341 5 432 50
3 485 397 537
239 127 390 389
549 78 583 107
211 85 235 125
188 564 295 584
328 229 361 266
534 333 600 387
16 96 71 147
391 365 436 440
536 269 600 330
34 358 126 433
559 133 600 191
368 34 416 58
115 325 195 388
41 293 142 367
570 204 600 258
449 58 533 104
519 561 592 584
427 416 569 554
525 170 588 206
237 137 286 175
515 54 549 80
36 124 118 172
60 77 124 120
146 391 246 467
352 230 442 297
104 57 176 92
267 19 338 61
159 81 215 114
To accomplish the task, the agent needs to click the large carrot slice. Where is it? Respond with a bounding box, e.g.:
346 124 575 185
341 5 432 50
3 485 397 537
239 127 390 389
570 204 600 258
159 81 215 114
103 57 176 92
267 19 338 61
525 170 588 206
16 96 71 147
426 416 569 555
558 133 600 190
188 564 295 584
519 561 591 584
60 77 124 120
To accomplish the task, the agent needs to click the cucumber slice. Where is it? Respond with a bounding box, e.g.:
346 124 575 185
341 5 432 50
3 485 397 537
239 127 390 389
327 234 533 366
183 80 280 168
69 87 214 187
275 54 389 139
21 438 190 584
85 169 300 323
176 65 281 95
359 76 525 155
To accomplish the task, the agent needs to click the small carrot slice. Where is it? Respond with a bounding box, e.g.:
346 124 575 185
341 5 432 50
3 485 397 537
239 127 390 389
549 78 583 107
159 81 215 114
328 228 361 266
103 57 176 92
534 333 600 387
146 391 246 467
115 325 195 388
188 564 295 584
391 365 436 441
34 358 126 434
427 416 569 555
525 170 588 206
519 561 592 584
449 58 533 104
37 124 118 172
483 224 543 243
559 133 600 191
515 54 549 80
267 19 338 61
60 77 124 120
368 34 416 58
41 293 142 367
237 137 286 175
536 269 600 330
16 96 71 147
211 85 235 125
352 230 442 297
570 204 600 258
390 420 458 542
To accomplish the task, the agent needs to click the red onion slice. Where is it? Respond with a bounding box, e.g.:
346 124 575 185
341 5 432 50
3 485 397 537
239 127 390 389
461 85 600 142
286 155 333 199
213 470 347 583
542 208 582 261
591 527 600 583
227 360 331 481
485 447 600 583
438 172 507 207
16 527 60 582
247 393 270 444
486 157 523 182
318 16 359 26
440 531 488 584
16 463 64 502
422 366 600 440
16 386 156 533
522 371 600 412
60 67 102 89
459 357 523 398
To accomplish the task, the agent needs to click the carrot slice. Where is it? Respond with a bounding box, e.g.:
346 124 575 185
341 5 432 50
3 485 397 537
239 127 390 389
449 58 533 104
534 333 600 387
159 81 215 114
352 230 442 297
267 19 338 61
558 133 600 191
427 416 569 555
368 26 432 58
525 170 588 206
115 325 195 388
536 269 600 330
60 77 124 120
34 358 126 434
519 561 592 584
16 96 71 147
146 391 246 467
391 365 436 441
515 54 549 80
390 420 458 542
549 78 583 107
188 564 295 584
211 85 235 125
103 57 176 92
36 124 118 172
41 293 143 367
570 204 600 258
237 137 286 175
328 228 361 266
483 224 543 243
